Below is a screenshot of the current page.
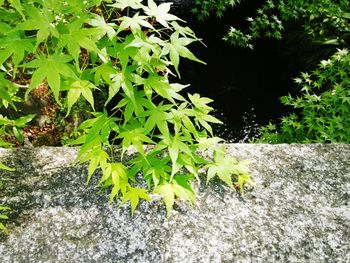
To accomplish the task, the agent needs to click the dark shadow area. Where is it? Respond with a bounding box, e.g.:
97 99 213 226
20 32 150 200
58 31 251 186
171 2 336 141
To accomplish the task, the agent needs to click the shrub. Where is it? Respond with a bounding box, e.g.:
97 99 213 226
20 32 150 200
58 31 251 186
0 0 253 218
259 49 350 143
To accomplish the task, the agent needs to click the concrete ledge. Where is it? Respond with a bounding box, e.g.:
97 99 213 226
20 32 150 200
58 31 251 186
0 144 349 262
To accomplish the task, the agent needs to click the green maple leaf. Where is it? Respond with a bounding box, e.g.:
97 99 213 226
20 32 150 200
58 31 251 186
113 89 151 122
139 101 172 134
143 0 183 28
17 5 59 46
0 206 10 235
0 32 34 74
205 147 254 191
172 174 196 205
62 79 96 116
154 183 174 217
24 53 76 104
75 111 118 163
86 148 110 184
128 151 171 187
99 162 129 201
8 0 25 20
188 93 214 113
158 134 193 176
87 14 116 40
116 125 154 157
109 0 143 10
144 75 186 103
163 32 206 77
116 12 154 35
120 187 150 216
58 17 100 67
0 73 16 109
154 176 195 217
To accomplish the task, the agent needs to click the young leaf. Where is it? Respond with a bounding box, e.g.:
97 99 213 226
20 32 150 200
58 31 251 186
17 5 59 46
0 74 16 109
8 0 25 20
0 33 34 73
0 163 15 171
116 126 154 157
58 17 100 66
100 162 129 201
163 32 206 77
154 183 174 217
143 0 183 28
116 13 154 35
24 54 76 104
109 0 143 10
120 187 151 216
87 14 116 40
63 79 96 116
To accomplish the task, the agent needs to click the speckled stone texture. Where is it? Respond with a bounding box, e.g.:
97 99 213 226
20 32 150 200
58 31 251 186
0 144 349 263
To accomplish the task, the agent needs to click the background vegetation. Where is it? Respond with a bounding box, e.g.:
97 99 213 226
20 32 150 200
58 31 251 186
193 0 350 143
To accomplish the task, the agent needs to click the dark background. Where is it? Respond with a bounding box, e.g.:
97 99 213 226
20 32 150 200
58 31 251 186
168 1 331 141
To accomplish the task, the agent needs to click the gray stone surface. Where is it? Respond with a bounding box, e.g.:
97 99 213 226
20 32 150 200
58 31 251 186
0 144 349 262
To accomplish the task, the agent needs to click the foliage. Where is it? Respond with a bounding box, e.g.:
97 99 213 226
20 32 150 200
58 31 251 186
192 0 242 19
259 49 350 143
0 205 10 234
194 0 350 49
0 0 253 217
194 0 350 143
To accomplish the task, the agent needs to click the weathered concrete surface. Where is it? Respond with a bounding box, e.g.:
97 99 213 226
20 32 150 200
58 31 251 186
0 144 349 262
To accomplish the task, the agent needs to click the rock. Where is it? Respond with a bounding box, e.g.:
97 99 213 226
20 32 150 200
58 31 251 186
0 144 349 262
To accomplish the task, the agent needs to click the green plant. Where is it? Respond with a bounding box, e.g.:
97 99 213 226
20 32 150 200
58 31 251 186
192 0 242 19
259 48 350 143
0 0 253 217
0 205 10 234
194 0 350 49
0 163 13 235
194 0 350 143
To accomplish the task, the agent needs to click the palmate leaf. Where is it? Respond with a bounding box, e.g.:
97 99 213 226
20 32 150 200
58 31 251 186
87 14 116 40
62 79 96 116
58 16 100 66
154 175 195 217
143 0 183 28
120 187 151 216
205 147 254 191
162 32 206 77
116 125 154 157
86 148 109 184
144 75 186 103
76 111 118 163
8 0 25 20
0 205 10 234
110 0 143 10
100 162 129 201
116 13 154 35
0 222 9 235
17 5 59 46
0 73 16 109
24 54 76 104
139 102 172 134
0 32 34 74
154 183 174 217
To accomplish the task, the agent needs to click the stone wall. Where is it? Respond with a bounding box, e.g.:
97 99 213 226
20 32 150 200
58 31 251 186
0 144 349 262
